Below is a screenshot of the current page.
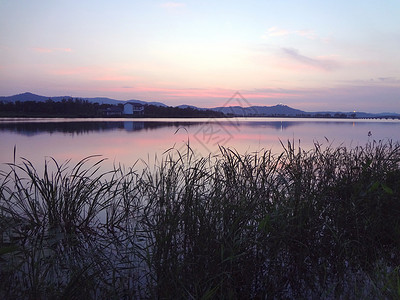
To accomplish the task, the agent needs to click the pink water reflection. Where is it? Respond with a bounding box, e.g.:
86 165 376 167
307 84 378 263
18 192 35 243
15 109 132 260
1 118 399 172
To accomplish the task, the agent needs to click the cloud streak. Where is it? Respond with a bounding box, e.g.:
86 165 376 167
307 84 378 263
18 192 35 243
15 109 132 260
281 48 340 71
263 27 318 40
265 26 290 37
94 75 138 82
377 77 399 83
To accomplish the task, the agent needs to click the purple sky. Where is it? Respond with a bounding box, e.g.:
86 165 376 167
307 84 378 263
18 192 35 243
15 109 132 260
1 1 399 113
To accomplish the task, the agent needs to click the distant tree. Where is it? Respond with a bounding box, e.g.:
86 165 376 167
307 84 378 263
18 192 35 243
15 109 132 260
0 100 225 118
143 105 224 118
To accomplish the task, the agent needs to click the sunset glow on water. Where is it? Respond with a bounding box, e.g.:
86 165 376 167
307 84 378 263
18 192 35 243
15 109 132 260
1 118 399 172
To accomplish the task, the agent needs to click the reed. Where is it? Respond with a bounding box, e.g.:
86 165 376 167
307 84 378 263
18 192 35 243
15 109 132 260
1 140 400 299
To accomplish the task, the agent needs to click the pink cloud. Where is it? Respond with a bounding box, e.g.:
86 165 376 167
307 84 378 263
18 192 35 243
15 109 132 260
33 47 53 53
94 75 138 82
50 67 91 75
59 48 72 52
265 26 290 37
294 30 317 40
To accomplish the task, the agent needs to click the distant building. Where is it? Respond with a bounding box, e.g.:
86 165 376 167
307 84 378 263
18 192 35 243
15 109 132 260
103 106 123 116
123 102 144 116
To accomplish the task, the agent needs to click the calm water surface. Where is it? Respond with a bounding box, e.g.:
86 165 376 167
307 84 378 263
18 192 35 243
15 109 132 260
1 117 399 171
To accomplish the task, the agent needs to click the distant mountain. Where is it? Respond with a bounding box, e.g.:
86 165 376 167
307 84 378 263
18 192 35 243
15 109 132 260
212 104 305 116
82 97 122 105
0 92 50 103
85 97 167 107
123 99 167 107
311 111 400 118
251 104 306 116
1 92 399 118
0 92 167 107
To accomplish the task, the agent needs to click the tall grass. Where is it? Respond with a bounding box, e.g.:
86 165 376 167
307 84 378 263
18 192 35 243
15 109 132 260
1 140 400 299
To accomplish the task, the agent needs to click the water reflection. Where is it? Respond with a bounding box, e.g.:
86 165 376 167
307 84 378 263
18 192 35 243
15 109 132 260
1 118 399 172
0 120 208 136
1 118 383 136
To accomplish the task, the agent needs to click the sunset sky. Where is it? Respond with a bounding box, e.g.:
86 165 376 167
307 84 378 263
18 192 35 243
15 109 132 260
0 0 399 112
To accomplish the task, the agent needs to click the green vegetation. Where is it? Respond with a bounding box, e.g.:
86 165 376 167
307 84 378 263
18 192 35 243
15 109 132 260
1 141 400 299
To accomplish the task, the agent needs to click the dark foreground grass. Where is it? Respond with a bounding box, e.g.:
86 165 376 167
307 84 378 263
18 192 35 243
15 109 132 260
1 140 400 299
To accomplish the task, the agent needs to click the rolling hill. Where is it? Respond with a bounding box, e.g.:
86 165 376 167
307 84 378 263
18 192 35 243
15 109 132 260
0 92 167 107
1 92 399 118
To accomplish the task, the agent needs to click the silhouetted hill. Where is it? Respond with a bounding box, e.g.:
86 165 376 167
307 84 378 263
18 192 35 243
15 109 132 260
85 97 167 107
212 104 305 116
0 92 50 102
1 92 399 118
311 111 400 118
0 92 167 107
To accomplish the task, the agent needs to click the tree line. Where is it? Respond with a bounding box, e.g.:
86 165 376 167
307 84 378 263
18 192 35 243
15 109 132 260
0 98 225 118
144 105 224 118
0 98 106 117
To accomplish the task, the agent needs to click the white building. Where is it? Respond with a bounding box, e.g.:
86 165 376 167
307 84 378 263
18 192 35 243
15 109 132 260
123 102 144 116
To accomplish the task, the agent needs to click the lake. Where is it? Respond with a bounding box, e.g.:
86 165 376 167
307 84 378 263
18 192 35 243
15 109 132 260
1 116 400 298
1 117 400 171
